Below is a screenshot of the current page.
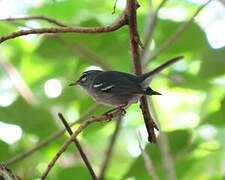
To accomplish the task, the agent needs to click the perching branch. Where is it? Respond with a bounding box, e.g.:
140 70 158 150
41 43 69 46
0 15 127 44
99 116 122 180
0 15 69 27
41 109 124 180
6 104 101 166
144 0 212 65
58 113 97 180
126 0 158 143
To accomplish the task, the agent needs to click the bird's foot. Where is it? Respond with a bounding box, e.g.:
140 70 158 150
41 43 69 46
119 107 126 115
104 113 113 122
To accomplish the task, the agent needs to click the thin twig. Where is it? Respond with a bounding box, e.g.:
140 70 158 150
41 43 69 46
141 0 168 61
0 15 127 44
137 131 160 180
144 0 212 65
55 36 112 71
126 0 158 143
0 15 68 27
112 0 118 14
0 163 22 180
143 0 168 48
58 113 97 180
99 116 122 180
6 104 101 166
41 109 124 180
149 98 176 180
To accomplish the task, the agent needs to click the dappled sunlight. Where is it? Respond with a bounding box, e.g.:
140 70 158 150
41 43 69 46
155 88 205 130
0 79 17 107
165 111 200 130
197 124 218 141
85 65 102 71
128 140 141 157
0 122 22 144
213 76 225 85
64 105 80 123
136 124 149 143
44 79 62 98
159 7 187 22
196 0 225 49
156 88 205 110
0 92 16 107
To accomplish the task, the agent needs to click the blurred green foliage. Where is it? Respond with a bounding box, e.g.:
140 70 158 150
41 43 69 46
0 0 224 180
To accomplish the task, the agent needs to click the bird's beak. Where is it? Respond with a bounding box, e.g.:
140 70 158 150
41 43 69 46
69 81 80 86
151 90 161 96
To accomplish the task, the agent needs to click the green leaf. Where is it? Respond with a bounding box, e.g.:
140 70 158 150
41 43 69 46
0 98 57 139
199 47 225 78
57 166 91 180
202 97 225 127
35 38 74 61
29 0 81 23
169 72 211 90
123 130 190 179
0 140 10 161
154 20 208 55
167 130 190 154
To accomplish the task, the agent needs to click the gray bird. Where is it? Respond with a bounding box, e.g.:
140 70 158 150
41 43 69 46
69 56 183 108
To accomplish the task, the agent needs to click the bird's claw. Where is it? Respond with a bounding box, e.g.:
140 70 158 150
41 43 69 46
119 108 126 115
104 112 113 122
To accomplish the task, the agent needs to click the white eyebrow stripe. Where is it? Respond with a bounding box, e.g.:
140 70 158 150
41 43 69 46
93 83 103 88
101 85 114 91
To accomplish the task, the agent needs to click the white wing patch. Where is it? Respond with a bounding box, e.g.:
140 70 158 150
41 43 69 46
101 85 114 91
93 83 103 88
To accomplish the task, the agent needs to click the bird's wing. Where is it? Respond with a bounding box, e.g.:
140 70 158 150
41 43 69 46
92 71 145 94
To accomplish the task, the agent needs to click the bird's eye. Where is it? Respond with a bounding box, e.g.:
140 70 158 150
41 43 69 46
80 75 87 82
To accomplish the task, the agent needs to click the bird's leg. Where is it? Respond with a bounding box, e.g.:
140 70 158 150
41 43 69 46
103 104 127 120
119 105 127 115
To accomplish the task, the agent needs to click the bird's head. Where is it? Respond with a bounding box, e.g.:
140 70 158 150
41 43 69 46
69 70 102 89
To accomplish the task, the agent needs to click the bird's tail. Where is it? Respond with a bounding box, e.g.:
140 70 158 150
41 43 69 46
140 56 184 81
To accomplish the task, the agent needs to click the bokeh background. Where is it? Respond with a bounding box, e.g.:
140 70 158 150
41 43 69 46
0 0 225 179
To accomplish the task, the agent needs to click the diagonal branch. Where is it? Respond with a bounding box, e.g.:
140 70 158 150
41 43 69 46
99 116 122 180
127 0 158 144
0 58 35 105
144 0 212 65
58 113 97 180
6 104 101 166
0 15 127 44
0 15 69 27
137 131 160 180
142 0 168 58
41 109 124 180
149 98 176 180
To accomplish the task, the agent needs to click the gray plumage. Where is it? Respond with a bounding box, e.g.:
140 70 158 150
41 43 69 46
70 56 183 107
